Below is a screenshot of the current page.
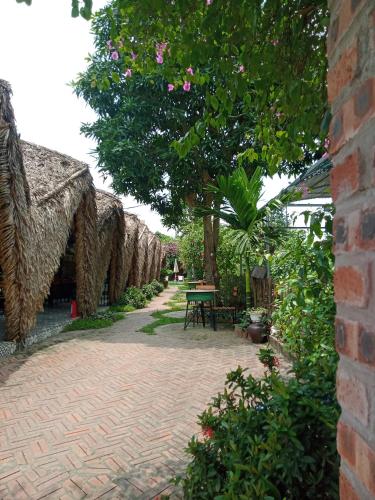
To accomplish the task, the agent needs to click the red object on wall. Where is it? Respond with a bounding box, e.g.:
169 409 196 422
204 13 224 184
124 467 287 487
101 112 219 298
70 300 78 319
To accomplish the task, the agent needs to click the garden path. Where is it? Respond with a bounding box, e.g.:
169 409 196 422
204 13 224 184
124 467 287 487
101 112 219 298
0 287 285 499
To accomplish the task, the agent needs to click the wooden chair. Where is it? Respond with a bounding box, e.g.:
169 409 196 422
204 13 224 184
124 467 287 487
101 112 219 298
195 284 236 330
196 284 215 290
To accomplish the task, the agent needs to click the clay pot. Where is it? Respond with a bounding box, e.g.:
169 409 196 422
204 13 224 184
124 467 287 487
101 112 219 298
247 322 267 343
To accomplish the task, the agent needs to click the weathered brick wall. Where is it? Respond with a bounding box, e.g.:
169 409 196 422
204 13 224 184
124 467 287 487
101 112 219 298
327 0 375 498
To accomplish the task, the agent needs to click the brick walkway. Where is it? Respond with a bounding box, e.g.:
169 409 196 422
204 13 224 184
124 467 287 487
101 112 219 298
0 288 278 499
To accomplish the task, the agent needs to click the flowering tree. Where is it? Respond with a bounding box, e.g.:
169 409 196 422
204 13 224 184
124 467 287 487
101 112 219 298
86 0 329 172
74 7 282 285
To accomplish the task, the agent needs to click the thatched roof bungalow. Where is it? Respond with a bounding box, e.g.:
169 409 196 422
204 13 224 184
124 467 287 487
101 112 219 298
0 79 163 342
95 190 126 305
0 80 98 342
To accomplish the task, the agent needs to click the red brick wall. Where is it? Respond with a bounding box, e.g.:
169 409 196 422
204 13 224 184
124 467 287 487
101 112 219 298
328 0 375 497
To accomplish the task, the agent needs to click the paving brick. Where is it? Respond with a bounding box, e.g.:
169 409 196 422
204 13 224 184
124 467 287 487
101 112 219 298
0 287 286 498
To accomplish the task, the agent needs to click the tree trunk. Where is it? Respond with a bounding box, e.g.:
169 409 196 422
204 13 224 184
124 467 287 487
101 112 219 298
203 192 219 287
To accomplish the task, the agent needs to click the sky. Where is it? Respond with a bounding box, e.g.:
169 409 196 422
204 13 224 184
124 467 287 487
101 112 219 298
0 0 296 235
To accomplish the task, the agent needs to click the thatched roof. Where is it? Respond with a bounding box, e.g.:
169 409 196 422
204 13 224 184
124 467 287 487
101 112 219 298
96 189 126 304
145 233 157 284
0 79 163 341
0 80 98 341
138 222 151 287
21 141 98 340
152 238 163 281
124 212 140 287
0 80 31 341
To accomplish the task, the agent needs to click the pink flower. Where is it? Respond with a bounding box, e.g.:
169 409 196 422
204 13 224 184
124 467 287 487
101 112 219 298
271 39 279 46
324 137 330 150
111 51 119 61
157 42 168 52
239 65 245 73
183 81 191 92
167 83 175 92
106 40 113 49
322 152 329 159
124 68 132 78
206 0 213 4
186 66 194 75
156 53 164 64
131 51 137 60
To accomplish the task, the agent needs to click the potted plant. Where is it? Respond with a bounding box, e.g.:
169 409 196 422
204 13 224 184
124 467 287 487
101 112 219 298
234 308 269 343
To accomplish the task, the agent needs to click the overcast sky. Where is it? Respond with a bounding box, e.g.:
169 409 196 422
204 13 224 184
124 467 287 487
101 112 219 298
0 0 292 234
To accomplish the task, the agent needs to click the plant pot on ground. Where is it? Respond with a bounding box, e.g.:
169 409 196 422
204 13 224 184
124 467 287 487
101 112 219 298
247 322 268 343
238 309 269 343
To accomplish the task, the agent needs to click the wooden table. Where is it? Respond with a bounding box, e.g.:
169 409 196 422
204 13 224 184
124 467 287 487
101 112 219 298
184 289 219 330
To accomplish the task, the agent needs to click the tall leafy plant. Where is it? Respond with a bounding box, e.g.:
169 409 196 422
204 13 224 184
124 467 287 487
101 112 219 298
196 166 287 310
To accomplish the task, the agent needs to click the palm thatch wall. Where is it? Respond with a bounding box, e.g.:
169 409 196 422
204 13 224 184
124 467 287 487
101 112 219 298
124 212 140 287
152 239 163 281
145 233 157 284
139 224 151 287
95 190 126 304
0 79 98 341
0 80 163 342
0 80 31 341
21 141 98 340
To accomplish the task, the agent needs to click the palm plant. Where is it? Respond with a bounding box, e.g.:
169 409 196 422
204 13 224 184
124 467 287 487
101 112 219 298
196 166 289 311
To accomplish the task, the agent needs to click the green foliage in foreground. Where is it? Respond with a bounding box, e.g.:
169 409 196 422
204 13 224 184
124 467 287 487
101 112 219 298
178 206 339 497
139 310 184 335
63 311 124 332
178 359 339 499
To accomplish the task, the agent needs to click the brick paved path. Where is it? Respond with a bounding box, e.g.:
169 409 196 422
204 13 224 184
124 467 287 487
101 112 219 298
0 288 278 499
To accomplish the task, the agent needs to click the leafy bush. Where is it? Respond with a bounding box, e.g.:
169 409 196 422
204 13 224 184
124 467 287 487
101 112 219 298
142 283 155 300
118 286 147 309
63 311 124 332
271 206 335 360
178 355 339 499
150 279 164 295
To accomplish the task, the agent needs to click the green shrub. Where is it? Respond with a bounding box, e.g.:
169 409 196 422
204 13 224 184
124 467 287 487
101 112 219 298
271 206 335 360
118 286 147 309
178 353 339 499
63 311 124 332
142 283 155 300
150 279 164 294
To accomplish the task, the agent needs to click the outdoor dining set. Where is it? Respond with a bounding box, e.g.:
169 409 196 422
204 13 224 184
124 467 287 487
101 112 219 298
184 281 237 331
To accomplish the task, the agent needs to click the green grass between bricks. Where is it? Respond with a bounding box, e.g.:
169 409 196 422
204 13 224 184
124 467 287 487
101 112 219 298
139 310 185 335
63 313 124 332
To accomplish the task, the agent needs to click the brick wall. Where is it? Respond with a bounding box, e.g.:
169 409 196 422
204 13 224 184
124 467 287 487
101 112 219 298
327 0 375 498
